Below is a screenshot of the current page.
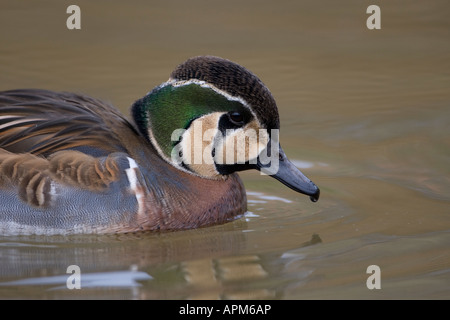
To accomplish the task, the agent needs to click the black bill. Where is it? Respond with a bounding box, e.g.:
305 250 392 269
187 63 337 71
256 143 320 202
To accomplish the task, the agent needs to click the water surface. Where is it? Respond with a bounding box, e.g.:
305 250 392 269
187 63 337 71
0 0 449 299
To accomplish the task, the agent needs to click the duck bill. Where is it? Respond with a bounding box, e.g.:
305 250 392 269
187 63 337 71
256 143 320 202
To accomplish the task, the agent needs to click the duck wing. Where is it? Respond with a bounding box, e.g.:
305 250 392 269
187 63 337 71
0 89 152 234
0 89 136 157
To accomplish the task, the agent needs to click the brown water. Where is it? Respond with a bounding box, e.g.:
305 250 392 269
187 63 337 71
0 0 449 299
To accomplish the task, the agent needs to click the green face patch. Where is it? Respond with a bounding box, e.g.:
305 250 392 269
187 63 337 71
143 82 250 158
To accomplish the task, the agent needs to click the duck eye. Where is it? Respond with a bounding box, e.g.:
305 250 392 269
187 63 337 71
229 112 244 125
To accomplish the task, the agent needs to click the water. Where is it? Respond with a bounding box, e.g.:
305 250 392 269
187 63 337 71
0 0 449 299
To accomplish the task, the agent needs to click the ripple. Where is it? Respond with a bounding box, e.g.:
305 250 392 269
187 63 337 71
246 191 292 203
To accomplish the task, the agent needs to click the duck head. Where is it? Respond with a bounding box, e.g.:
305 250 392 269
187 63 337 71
132 56 320 202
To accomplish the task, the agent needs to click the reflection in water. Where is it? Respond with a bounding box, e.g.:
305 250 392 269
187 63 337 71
182 255 271 299
0 267 152 289
1 0 450 299
0 229 317 299
0 232 325 299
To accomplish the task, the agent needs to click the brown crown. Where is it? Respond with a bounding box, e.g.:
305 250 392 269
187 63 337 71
170 56 280 130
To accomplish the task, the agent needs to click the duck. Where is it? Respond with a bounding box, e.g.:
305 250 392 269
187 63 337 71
0 56 319 235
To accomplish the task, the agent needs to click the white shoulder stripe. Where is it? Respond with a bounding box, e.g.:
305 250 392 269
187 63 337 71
125 157 146 217
125 157 139 190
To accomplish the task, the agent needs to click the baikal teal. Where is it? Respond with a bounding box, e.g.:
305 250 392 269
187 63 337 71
0 55 319 235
